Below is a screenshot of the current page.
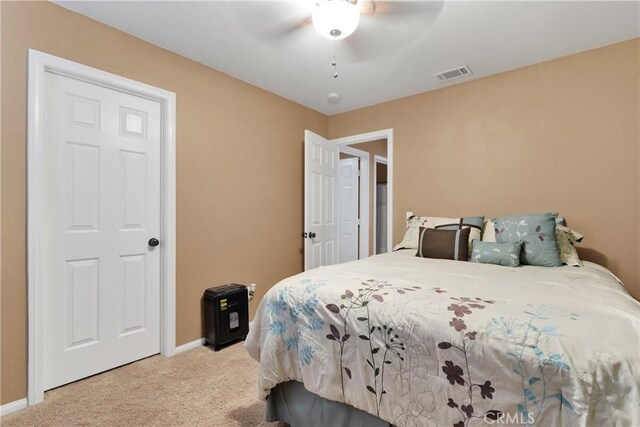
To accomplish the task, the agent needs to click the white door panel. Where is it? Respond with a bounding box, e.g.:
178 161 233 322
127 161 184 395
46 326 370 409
339 158 359 263
304 130 338 270
42 72 161 390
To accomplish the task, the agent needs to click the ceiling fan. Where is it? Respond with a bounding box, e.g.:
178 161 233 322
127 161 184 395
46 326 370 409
229 0 441 65
294 0 431 41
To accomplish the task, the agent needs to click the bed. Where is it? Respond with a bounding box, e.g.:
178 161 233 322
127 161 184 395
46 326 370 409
245 249 640 426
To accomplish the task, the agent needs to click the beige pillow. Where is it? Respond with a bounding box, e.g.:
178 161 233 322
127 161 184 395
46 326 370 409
556 225 584 267
481 219 497 242
394 216 429 250
394 215 483 251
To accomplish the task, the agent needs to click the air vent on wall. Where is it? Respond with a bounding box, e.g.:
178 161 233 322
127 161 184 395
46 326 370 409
433 65 473 82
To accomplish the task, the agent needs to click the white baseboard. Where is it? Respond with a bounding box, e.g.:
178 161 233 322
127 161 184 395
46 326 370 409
174 337 205 354
0 398 28 416
174 327 253 354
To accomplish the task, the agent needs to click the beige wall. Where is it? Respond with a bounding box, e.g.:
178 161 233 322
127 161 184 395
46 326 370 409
0 1 328 404
330 39 640 301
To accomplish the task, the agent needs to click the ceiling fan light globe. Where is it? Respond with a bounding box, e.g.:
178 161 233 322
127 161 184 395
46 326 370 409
312 0 360 40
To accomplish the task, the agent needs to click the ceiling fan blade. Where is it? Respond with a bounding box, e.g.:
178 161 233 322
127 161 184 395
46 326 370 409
228 1 315 46
359 0 376 15
342 1 445 62
368 1 437 16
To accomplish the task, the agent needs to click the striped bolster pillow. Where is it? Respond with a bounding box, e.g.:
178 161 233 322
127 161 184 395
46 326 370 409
416 226 471 261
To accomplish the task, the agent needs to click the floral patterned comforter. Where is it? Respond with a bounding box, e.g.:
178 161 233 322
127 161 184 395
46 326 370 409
245 250 639 426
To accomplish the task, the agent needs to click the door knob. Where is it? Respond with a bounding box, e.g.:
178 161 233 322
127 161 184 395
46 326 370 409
309 232 317 239
148 238 160 247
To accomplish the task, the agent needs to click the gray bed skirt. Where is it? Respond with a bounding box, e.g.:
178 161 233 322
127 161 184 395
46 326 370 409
265 381 391 427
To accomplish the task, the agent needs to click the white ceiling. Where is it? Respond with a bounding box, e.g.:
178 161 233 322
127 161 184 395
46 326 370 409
57 1 639 115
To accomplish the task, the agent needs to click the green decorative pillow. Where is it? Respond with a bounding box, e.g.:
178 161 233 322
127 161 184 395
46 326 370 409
494 212 562 267
471 241 522 267
483 215 567 243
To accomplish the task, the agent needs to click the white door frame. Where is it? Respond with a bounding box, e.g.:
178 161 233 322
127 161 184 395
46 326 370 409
332 129 394 253
27 50 177 405
338 145 370 259
373 155 388 254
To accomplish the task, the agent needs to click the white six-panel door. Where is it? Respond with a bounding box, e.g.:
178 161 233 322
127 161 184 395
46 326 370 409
338 157 359 263
304 130 338 270
42 72 161 390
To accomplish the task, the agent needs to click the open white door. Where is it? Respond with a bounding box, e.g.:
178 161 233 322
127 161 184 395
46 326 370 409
338 157 359 263
304 130 338 270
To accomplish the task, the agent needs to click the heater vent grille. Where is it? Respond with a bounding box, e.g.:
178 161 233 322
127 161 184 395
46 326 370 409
434 65 473 82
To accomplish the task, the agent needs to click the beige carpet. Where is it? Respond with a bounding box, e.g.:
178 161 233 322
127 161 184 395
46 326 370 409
3 343 285 427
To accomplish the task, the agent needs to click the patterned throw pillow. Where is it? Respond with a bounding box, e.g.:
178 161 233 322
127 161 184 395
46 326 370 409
556 225 584 267
482 216 567 243
471 241 522 267
494 213 562 267
395 215 484 250
416 227 471 261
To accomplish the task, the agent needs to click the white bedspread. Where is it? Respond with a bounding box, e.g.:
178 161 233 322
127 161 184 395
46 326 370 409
246 250 640 426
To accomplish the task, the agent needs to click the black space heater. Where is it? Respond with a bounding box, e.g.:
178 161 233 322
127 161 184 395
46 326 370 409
203 284 249 350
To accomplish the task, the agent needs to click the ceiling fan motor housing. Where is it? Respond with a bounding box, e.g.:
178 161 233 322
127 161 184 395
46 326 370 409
312 0 360 40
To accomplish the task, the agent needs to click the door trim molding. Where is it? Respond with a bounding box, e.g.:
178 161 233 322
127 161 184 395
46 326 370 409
338 145 370 259
332 129 394 253
27 50 177 405
373 155 388 254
